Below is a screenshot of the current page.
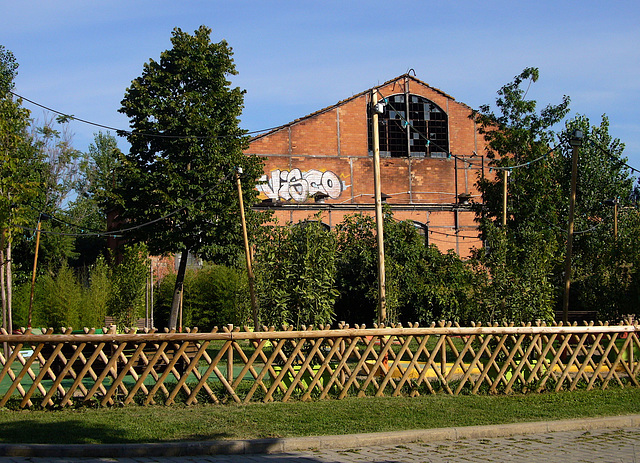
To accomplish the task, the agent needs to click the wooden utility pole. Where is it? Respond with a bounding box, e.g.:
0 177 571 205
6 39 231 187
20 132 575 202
562 129 583 324
236 168 259 330
371 90 387 325
28 217 43 328
150 264 154 329
502 170 508 227
613 199 618 239
1 230 8 358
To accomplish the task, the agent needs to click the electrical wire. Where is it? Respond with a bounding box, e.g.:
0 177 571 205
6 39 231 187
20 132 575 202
374 88 559 172
587 136 639 175
26 204 107 234
9 90 291 140
14 90 638 176
427 228 483 240
19 168 237 238
11 89 634 242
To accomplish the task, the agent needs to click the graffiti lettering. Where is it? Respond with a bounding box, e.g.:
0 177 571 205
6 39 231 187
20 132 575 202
257 169 345 202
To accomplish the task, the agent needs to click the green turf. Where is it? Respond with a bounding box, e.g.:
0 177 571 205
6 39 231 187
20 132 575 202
0 387 639 444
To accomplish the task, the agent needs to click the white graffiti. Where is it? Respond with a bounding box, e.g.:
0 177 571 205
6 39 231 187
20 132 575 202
257 168 345 202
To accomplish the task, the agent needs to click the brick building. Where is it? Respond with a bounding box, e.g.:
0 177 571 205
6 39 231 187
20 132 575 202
246 74 490 257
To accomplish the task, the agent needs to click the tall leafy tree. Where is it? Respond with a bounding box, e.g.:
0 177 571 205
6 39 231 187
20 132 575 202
0 46 40 332
77 131 122 210
472 68 637 322
560 116 637 319
65 132 123 270
11 116 84 279
31 115 81 211
473 67 571 231
471 68 571 322
117 27 264 329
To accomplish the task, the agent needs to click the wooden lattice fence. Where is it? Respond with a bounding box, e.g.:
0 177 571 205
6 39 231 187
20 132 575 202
1 321 638 409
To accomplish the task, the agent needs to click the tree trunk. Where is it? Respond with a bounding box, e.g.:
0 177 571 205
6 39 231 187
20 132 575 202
169 249 189 330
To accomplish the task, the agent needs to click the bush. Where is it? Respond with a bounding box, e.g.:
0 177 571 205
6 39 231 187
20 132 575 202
254 216 338 329
334 214 379 325
154 264 250 330
80 256 110 329
334 211 476 326
39 264 83 329
107 243 149 329
468 221 558 324
12 257 113 331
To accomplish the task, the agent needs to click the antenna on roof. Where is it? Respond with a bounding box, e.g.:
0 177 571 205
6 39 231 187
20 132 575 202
407 68 416 76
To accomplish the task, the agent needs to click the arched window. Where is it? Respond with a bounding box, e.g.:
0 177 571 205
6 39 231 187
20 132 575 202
368 94 449 158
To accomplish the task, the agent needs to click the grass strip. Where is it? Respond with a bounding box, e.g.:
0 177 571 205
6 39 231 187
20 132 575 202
0 387 639 444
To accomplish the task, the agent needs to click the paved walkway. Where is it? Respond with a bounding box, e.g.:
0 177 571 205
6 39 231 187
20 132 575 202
0 416 639 462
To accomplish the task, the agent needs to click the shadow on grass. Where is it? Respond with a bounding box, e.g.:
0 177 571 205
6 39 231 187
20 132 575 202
0 419 230 444
0 422 354 461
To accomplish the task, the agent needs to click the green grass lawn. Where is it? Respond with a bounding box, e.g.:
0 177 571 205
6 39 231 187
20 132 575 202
0 387 639 445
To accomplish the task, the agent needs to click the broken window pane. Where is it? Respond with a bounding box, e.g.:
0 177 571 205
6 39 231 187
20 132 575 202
368 93 449 158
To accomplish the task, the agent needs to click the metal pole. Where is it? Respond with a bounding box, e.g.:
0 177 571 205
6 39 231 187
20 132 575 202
236 168 259 331
562 130 583 324
372 90 387 325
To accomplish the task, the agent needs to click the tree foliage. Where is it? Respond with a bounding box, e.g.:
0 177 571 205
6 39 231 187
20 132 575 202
116 26 265 329
333 214 379 324
333 211 475 326
472 67 638 322
0 46 36 235
107 243 149 330
254 216 339 328
79 256 110 329
154 264 251 330
0 46 41 332
470 222 559 324
77 131 123 210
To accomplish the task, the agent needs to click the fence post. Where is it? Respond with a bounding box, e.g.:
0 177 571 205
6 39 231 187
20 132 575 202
439 321 447 375
227 324 234 383
441 336 447 375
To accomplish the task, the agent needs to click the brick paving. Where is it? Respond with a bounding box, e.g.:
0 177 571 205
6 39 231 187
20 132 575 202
0 427 638 463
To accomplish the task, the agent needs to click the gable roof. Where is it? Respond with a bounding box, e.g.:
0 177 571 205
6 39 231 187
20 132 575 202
250 73 463 141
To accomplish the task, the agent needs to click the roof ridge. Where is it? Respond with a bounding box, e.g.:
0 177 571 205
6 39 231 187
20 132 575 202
250 73 459 141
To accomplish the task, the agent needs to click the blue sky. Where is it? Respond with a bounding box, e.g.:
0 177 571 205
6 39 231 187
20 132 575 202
2 1 639 181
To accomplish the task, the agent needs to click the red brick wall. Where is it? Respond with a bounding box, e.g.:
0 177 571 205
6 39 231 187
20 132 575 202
245 75 491 257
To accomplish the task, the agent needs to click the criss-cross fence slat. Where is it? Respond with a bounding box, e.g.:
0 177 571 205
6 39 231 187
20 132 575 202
0 321 638 409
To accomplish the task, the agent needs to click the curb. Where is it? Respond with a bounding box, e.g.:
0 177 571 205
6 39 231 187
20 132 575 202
1 414 639 458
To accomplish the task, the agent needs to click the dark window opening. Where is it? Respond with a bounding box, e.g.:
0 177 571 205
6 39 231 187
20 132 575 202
368 94 449 158
411 220 429 246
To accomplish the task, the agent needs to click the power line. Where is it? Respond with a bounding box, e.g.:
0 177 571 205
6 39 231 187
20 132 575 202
587 137 639 175
374 88 559 172
19 169 237 238
9 90 290 140
15 89 638 177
